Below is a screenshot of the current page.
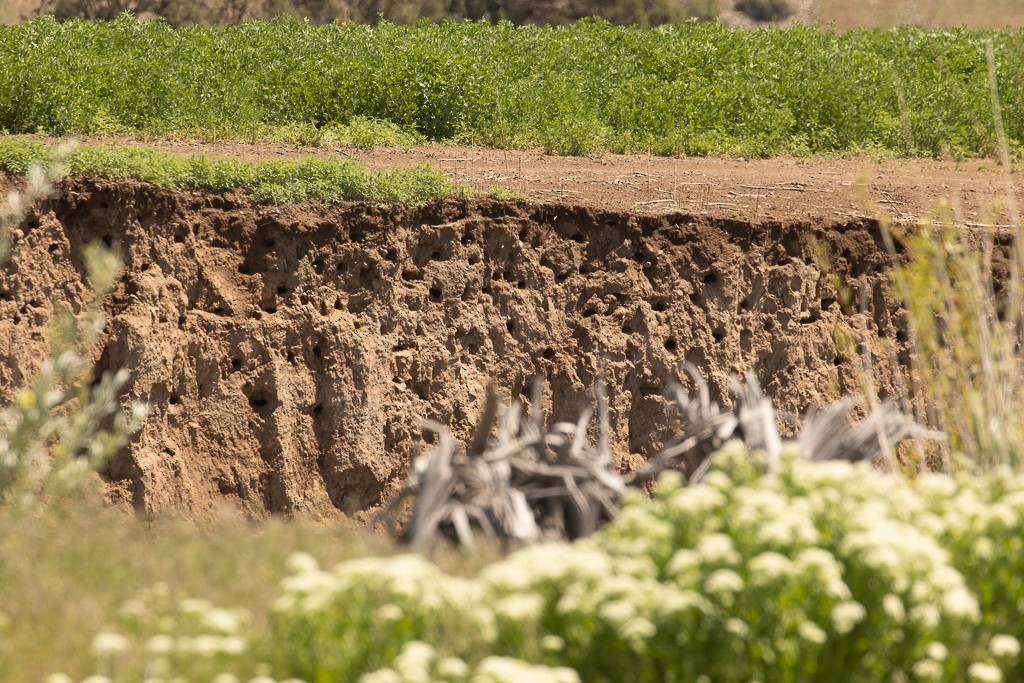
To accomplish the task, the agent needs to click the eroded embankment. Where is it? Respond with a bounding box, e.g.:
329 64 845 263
0 179 909 519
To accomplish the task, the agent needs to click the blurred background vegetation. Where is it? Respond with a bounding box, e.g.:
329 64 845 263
2 0 1024 29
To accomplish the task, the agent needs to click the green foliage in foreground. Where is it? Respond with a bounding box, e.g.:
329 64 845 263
0 137 459 204
21 445 1024 683
2 16 1024 157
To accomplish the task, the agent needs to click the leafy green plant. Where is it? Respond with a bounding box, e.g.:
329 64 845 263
1 17 1022 158
261 447 1023 682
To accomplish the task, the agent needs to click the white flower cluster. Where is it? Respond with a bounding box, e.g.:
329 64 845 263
55 582 256 683
68 442 1024 682
359 641 579 683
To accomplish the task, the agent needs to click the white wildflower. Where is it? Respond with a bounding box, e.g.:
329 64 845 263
797 621 827 645
179 597 213 616
119 598 147 619
359 669 403 683
973 537 995 560
925 642 949 662
696 534 741 567
830 601 866 635
472 657 581 683
916 473 957 500
665 549 702 585
702 470 733 491
882 594 905 623
619 617 657 642
81 677 114 683
394 640 436 682
967 662 1003 683
376 604 404 622
204 607 243 634
748 551 792 585
286 551 320 574
437 656 470 680
541 635 566 652
910 604 941 631
43 675 73 683
90 631 130 657
212 675 240 683
725 618 749 638
219 635 248 655
494 594 543 623
755 520 796 547
145 634 175 655
667 485 725 518
704 569 744 607
990 634 1021 661
912 659 944 681
942 586 981 622
598 600 636 628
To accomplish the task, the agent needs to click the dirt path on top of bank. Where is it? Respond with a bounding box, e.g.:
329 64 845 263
34 136 1024 226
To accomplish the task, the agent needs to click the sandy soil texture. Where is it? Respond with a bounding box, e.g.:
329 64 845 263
2 146 1018 520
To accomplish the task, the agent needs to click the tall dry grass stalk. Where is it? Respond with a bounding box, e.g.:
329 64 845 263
879 41 1024 473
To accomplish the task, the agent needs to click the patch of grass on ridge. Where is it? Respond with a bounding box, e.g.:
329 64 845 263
0 136 459 204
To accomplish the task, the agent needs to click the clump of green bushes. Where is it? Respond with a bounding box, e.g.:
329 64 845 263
1 16 1023 158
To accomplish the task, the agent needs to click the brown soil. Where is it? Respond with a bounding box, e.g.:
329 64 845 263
3 145 1019 521
40 136 1024 225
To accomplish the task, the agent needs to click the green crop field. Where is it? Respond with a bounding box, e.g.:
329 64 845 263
1 15 1023 158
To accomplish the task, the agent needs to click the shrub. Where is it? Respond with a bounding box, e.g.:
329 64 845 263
734 0 794 22
259 446 1020 683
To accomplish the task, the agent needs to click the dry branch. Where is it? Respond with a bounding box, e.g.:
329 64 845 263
383 367 928 550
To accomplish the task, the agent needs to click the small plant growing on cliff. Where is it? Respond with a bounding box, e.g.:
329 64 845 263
0 150 146 510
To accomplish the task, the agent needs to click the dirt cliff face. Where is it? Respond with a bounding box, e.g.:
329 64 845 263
0 179 907 519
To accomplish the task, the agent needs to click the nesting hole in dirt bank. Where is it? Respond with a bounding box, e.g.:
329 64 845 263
15 184 912 519
246 389 277 414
